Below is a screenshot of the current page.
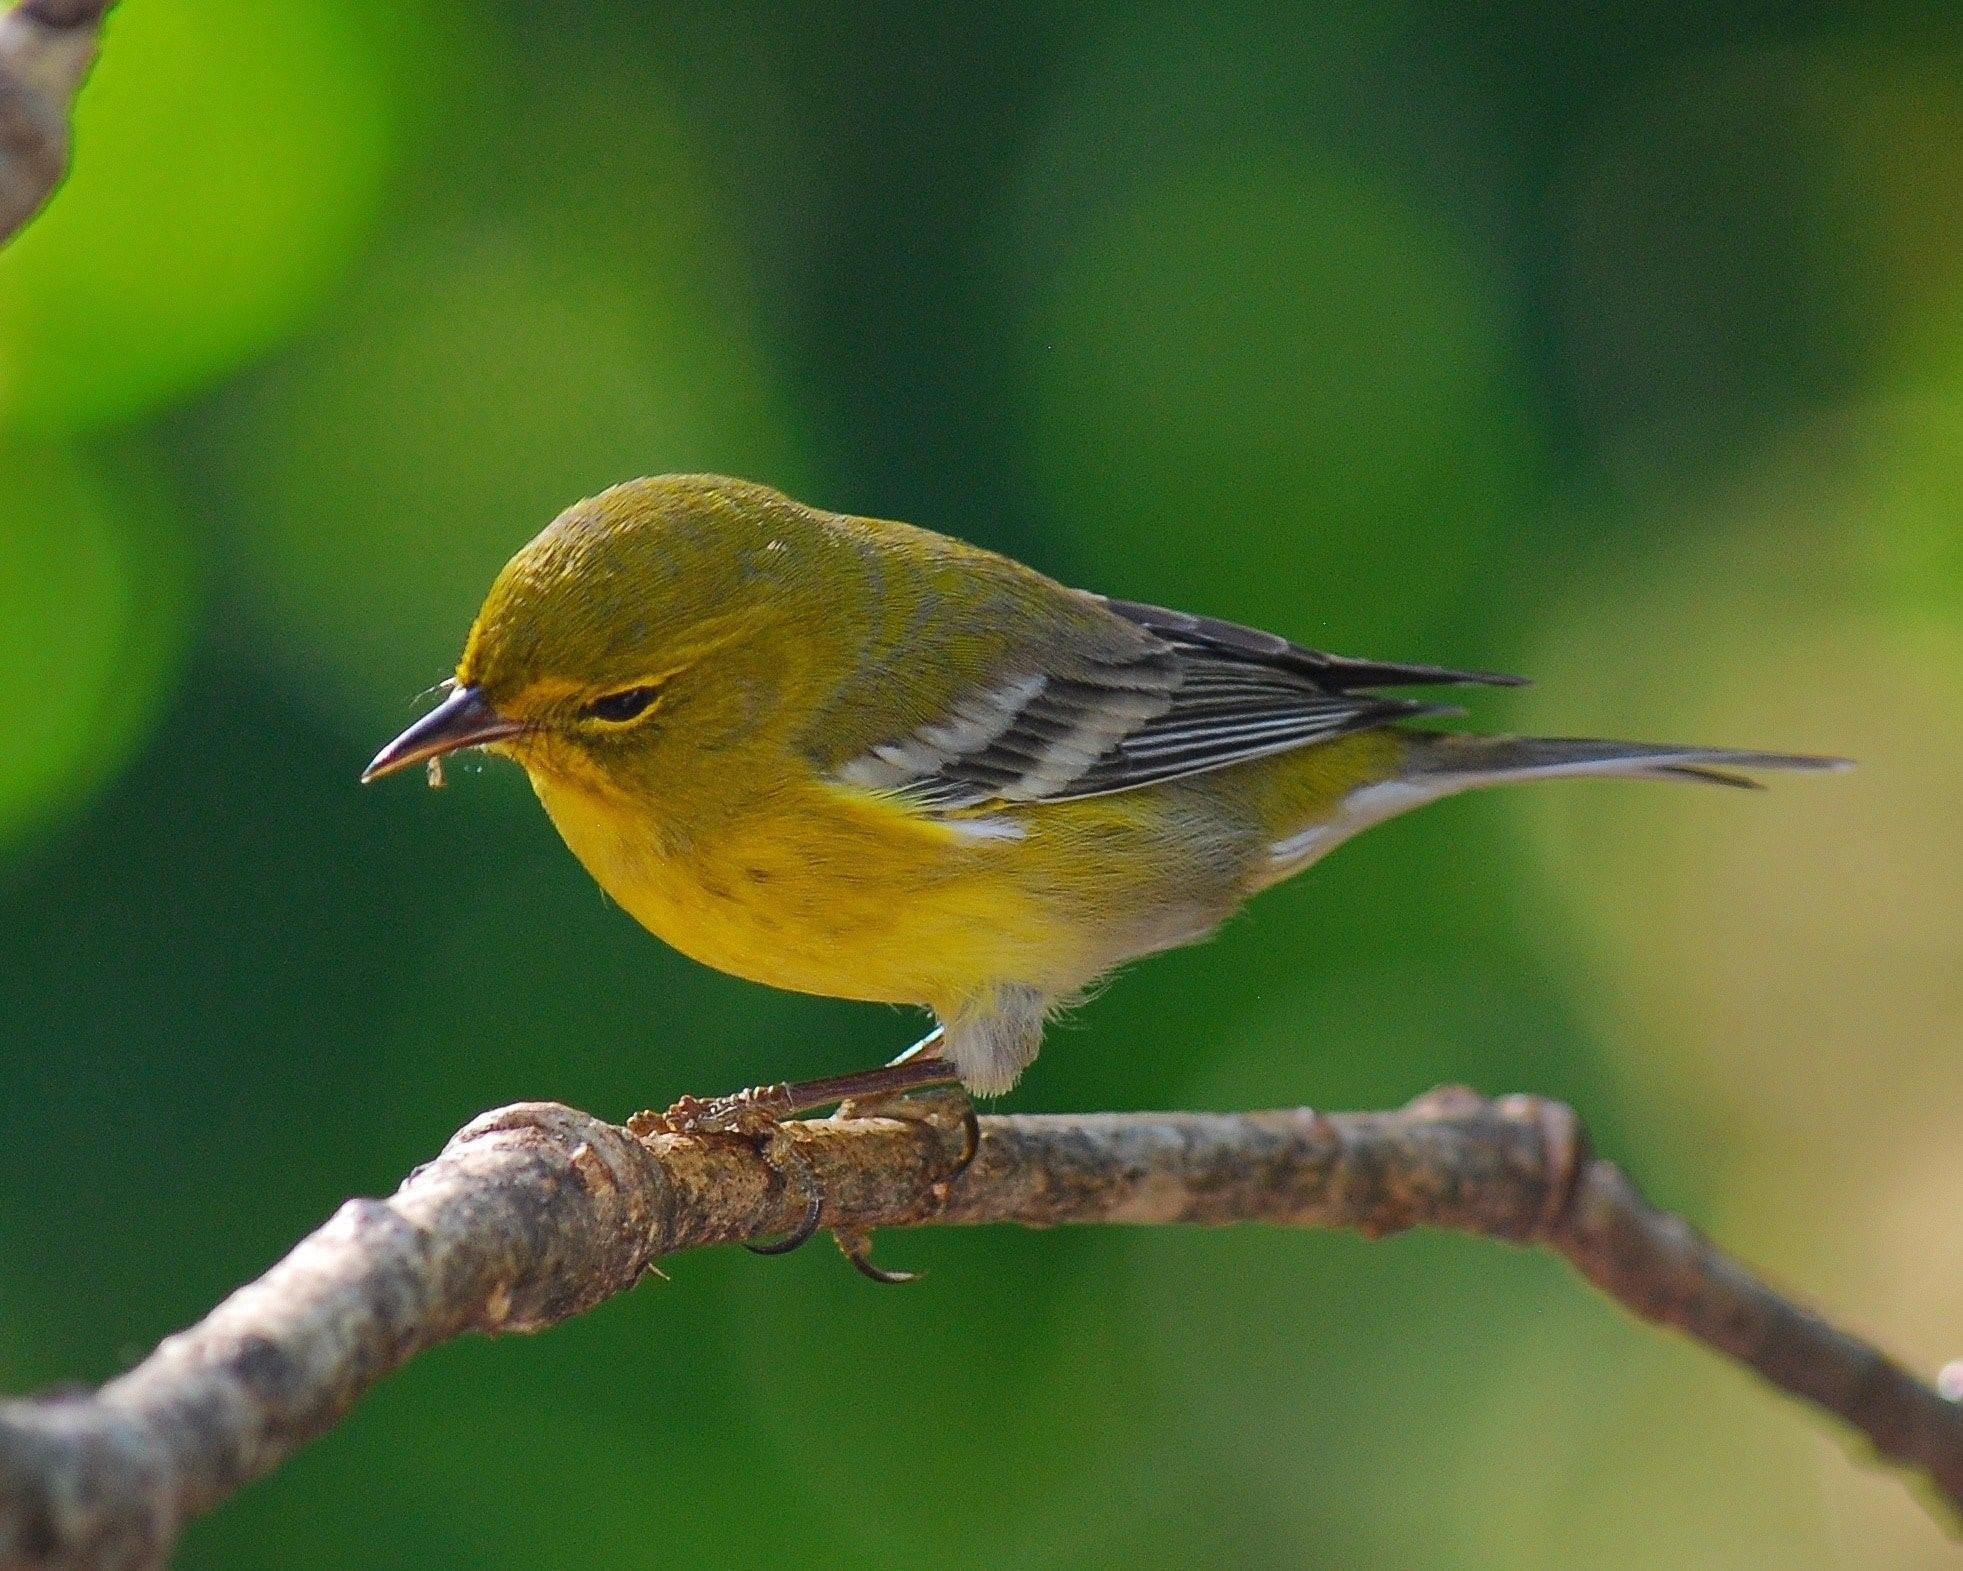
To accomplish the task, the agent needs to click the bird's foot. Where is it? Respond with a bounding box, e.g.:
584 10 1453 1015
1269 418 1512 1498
634 1082 799 1137
819 1084 978 1281
628 1058 976 1278
832 1022 977 1180
629 1089 823 1256
834 1084 980 1180
634 1053 962 1139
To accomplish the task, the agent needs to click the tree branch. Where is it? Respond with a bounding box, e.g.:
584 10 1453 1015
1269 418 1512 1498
0 1087 1957 1567
0 0 112 243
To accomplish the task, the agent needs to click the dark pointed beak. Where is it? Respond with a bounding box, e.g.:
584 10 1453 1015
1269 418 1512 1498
362 685 526 783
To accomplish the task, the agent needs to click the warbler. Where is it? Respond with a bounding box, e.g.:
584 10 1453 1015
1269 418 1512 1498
365 474 1844 1106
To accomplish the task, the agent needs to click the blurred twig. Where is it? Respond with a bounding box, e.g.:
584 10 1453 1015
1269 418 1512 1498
0 1086 1957 1567
0 0 112 243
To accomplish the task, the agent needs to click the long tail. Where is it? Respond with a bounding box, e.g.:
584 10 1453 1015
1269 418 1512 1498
1254 731 1847 887
1405 733 1852 792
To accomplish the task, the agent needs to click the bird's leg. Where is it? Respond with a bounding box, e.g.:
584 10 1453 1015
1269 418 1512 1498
884 1026 946 1068
640 1050 962 1135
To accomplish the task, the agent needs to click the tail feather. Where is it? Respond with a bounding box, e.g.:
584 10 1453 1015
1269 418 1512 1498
1407 733 1852 789
1256 732 1847 887
1643 764 1765 790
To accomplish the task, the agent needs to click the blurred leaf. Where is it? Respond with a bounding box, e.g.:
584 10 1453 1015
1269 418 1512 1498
1024 147 1539 653
724 1225 1178 1566
1559 44 1963 476
0 440 193 850
1122 1220 1577 1569
1862 396 1963 626
1437 1281 1838 1569
0 0 414 432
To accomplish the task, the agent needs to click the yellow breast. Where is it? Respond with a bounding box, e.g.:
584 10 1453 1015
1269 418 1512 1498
527 768 1067 1009
520 728 1407 1015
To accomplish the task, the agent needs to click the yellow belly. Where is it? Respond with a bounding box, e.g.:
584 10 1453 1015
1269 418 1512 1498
523 729 1409 1012
529 770 1068 1007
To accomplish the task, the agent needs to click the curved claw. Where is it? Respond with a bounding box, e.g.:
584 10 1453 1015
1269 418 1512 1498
948 1100 981 1179
744 1187 822 1256
833 1227 919 1285
848 1254 918 1286
739 1119 824 1258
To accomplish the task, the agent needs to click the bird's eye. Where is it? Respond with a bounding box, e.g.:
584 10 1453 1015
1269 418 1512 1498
584 685 662 724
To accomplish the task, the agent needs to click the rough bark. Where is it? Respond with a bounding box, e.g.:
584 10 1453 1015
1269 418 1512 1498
1 1088 1956 1569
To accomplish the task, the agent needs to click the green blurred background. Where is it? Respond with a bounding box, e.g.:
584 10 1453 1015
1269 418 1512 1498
2 1 1959 1565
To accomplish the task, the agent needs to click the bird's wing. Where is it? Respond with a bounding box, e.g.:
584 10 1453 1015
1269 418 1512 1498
834 593 1526 811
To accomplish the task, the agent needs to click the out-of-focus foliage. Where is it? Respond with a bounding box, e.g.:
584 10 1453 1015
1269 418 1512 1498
0 442 191 843
1026 146 1538 652
1 3 1957 1568
0 0 411 431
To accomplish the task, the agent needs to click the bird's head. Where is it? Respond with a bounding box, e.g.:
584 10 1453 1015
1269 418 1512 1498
363 474 827 801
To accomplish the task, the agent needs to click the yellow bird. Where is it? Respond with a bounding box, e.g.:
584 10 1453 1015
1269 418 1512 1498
366 474 1843 1116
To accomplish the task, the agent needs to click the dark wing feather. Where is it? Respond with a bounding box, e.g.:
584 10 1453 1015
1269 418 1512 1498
838 595 1519 812
1099 598 1529 691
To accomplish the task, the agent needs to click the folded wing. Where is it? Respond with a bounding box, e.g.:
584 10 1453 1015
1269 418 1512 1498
836 594 1525 811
